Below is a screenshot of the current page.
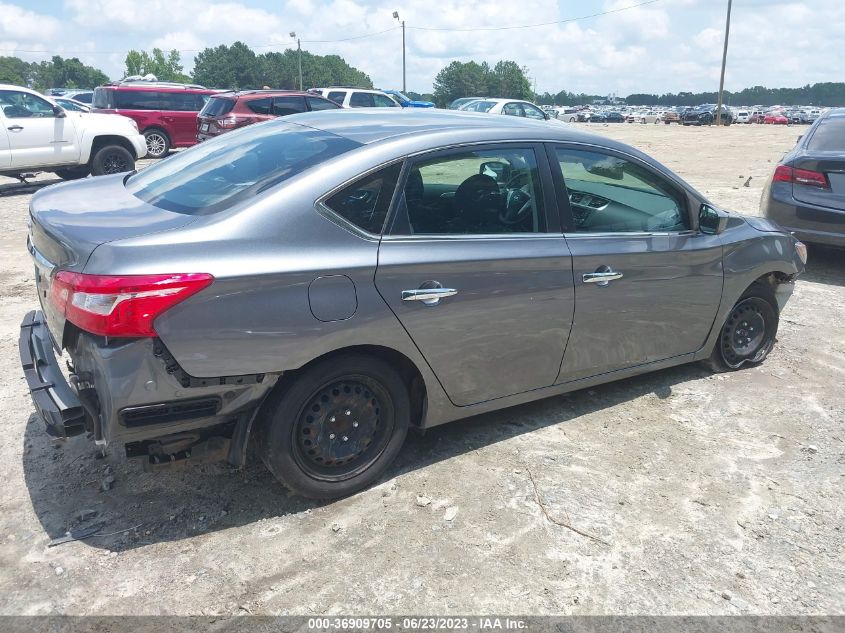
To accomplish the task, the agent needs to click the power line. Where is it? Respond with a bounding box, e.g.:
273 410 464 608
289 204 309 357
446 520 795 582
0 0 662 56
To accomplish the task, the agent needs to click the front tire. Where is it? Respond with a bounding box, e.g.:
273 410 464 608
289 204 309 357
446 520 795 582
704 282 779 372
91 145 134 176
259 354 410 499
143 128 171 158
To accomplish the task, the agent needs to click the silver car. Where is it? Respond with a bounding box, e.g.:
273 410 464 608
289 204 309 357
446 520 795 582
21 110 806 499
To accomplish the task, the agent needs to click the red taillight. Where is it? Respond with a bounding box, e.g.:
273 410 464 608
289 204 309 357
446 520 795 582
217 116 241 128
49 272 214 337
772 165 830 189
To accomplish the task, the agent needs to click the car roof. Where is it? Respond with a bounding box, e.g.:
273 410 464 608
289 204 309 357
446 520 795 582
214 89 318 100
319 87 386 94
282 108 614 147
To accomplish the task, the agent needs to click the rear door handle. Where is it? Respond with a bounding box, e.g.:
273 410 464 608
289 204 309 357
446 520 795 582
401 288 458 305
7 125 23 131
583 271 623 286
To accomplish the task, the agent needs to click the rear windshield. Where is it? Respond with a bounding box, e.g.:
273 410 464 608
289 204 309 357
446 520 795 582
92 87 113 109
201 96 235 117
125 121 361 215
807 117 845 151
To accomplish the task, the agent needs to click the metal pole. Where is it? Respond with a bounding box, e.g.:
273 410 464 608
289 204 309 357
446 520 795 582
297 38 303 90
401 20 406 93
715 0 732 126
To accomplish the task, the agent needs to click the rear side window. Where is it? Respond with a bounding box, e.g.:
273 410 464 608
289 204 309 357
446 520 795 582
92 88 114 109
373 94 399 107
125 121 361 215
324 164 402 234
247 97 273 115
201 96 235 117
273 96 306 116
807 117 845 151
349 92 375 107
160 92 202 112
307 96 339 111
327 91 346 104
115 90 160 110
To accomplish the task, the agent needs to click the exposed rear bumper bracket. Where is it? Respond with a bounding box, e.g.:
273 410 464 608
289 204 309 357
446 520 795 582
19 310 87 438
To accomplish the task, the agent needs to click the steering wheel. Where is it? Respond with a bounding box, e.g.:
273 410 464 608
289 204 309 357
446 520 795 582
498 174 533 226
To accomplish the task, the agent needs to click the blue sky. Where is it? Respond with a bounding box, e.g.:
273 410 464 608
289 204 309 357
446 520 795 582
2 0 842 95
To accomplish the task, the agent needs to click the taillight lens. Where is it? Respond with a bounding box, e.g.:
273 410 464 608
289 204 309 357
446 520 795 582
217 116 240 128
49 272 213 337
772 165 830 189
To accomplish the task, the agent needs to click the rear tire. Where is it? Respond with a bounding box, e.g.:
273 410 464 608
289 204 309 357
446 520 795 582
704 282 779 373
91 145 134 176
143 128 170 158
55 166 90 180
258 354 410 499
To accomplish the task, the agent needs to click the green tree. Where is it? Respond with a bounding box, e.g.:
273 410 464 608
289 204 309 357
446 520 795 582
487 61 532 100
432 61 491 107
258 50 372 90
124 48 190 82
191 41 261 89
0 56 31 86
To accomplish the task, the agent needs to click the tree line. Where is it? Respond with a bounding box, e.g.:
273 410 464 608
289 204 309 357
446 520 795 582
2 49 844 107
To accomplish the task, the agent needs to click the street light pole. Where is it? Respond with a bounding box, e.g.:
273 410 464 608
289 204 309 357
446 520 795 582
393 11 405 92
715 0 732 126
290 31 302 90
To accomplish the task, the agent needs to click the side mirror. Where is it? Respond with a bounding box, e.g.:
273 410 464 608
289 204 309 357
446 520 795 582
699 204 729 235
53 105 66 118
479 161 511 183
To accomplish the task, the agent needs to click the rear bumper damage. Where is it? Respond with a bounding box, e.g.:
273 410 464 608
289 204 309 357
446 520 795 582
19 310 279 467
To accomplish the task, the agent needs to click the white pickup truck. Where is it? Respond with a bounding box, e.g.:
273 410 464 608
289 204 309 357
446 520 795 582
0 84 146 181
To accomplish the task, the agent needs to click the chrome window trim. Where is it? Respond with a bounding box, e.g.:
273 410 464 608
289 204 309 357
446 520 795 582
381 232 565 243
562 230 698 239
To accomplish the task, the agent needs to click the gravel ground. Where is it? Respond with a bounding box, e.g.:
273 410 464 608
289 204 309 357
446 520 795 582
0 123 842 616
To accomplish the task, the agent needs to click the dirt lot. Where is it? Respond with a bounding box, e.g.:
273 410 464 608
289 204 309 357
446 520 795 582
0 123 842 616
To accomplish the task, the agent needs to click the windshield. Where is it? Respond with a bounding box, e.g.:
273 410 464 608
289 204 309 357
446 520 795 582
125 121 361 215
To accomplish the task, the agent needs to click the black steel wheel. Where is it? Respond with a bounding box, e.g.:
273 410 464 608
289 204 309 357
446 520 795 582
259 354 410 499
91 145 134 176
705 283 779 372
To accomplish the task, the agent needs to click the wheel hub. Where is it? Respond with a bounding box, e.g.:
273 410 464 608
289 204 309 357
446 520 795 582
297 380 381 469
721 299 772 367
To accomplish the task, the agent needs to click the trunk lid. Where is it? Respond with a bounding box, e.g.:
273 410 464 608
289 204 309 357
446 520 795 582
791 151 845 210
29 173 197 348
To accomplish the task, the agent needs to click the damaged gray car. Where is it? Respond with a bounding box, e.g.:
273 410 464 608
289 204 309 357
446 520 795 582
20 109 806 499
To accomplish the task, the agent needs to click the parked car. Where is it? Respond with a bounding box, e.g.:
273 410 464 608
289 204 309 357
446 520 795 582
605 112 625 123
661 111 681 124
448 97 486 109
734 111 751 124
577 111 595 122
382 90 434 108
312 87 399 109
587 112 608 123
458 98 551 120
0 83 146 181
53 97 91 112
680 105 733 126
92 80 219 158
47 89 94 104
762 107 845 246
196 90 340 141
785 110 810 124
749 111 766 124
637 111 663 124
20 109 805 499
764 112 789 125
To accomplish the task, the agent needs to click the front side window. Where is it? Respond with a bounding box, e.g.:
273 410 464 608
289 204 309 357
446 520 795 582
523 104 546 120
273 96 306 116
125 122 360 215
114 90 160 110
324 163 402 234
395 147 545 235
349 92 375 108
555 148 688 233
463 100 495 113
373 94 399 108
0 91 55 118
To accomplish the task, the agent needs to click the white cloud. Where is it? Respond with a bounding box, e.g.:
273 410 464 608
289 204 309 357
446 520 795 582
0 2 60 40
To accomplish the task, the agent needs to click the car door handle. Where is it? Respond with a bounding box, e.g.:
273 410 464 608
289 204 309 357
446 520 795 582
583 271 624 285
401 288 458 305
7 125 23 131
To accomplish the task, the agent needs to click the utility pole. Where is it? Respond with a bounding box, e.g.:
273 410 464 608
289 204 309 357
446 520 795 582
715 0 732 126
290 31 302 90
393 11 406 92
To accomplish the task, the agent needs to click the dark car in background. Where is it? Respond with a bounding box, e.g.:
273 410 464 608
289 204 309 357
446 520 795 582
93 80 219 158
605 112 625 123
197 90 340 141
680 105 733 126
20 109 805 499
762 108 845 247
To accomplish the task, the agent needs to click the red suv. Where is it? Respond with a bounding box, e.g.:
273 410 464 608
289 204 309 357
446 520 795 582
196 90 340 141
92 81 219 158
